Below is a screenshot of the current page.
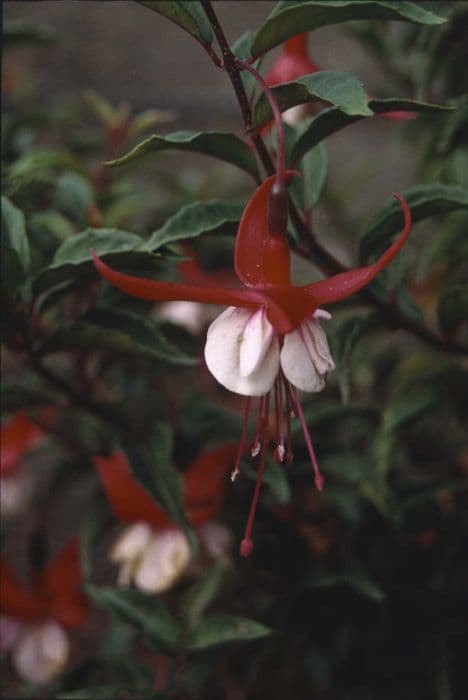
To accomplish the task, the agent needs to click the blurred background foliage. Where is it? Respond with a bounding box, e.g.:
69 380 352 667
1 1 468 698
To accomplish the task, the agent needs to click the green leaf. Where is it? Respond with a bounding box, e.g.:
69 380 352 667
332 316 368 404
187 614 272 650
360 184 468 261
37 307 196 366
383 385 441 432
32 228 145 294
2 19 57 48
53 172 94 225
438 286 468 334
86 585 181 653
289 138 328 212
124 424 196 548
6 148 88 198
251 1 446 58
137 1 212 46
106 130 259 179
253 71 372 129
180 564 225 627
304 561 385 602
289 98 451 165
1 196 30 294
145 200 244 251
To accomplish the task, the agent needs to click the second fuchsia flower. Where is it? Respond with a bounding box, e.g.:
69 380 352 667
93 444 238 592
92 172 411 556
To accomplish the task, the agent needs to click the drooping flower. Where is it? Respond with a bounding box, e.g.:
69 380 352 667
92 174 411 555
265 33 416 124
0 539 88 684
93 443 237 592
1 414 44 519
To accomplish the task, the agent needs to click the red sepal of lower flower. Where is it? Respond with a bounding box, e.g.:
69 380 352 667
1 414 44 475
93 444 238 530
0 539 88 628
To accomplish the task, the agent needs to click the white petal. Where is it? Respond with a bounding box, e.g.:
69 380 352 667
134 529 191 594
110 522 153 564
13 622 69 685
239 308 275 377
281 317 335 392
204 307 280 397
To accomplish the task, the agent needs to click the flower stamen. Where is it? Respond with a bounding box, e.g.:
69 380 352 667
240 395 270 557
290 385 324 492
231 397 252 482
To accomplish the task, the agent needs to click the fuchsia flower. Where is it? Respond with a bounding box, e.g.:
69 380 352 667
1 414 44 519
0 539 88 684
93 444 237 592
92 173 411 556
265 33 416 123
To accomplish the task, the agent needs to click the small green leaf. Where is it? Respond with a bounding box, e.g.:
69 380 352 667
251 1 446 58
187 614 272 650
1 196 30 294
290 142 328 212
231 31 262 100
253 71 372 129
438 286 468 334
289 98 451 165
332 316 368 404
37 307 196 366
6 148 88 198
124 424 196 548
86 585 181 653
180 564 225 627
360 184 468 261
304 561 385 602
53 172 94 225
137 1 212 47
106 131 259 179
145 200 244 251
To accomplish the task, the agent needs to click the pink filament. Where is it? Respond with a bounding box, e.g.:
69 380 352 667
240 395 270 557
231 397 252 481
290 386 324 491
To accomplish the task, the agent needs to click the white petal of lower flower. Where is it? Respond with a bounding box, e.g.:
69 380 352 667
110 522 153 564
204 307 280 397
134 529 191 594
13 621 69 685
281 317 335 392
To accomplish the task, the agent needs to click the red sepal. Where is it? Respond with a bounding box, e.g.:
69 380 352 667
234 173 295 287
93 452 171 529
0 539 88 628
304 194 411 307
91 251 264 310
184 443 238 526
1 414 43 475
